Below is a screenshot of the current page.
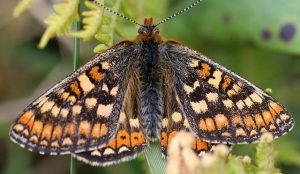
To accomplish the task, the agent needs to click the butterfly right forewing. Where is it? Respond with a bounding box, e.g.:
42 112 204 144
9 41 136 155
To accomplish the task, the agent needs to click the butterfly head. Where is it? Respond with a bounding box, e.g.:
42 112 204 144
136 17 161 42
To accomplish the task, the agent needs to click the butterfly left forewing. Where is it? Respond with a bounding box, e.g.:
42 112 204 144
10 42 134 154
74 75 148 166
167 42 294 144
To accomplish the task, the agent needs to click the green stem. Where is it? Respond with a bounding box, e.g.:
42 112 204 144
71 3 81 174
144 142 167 174
70 156 78 174
73 18 80 71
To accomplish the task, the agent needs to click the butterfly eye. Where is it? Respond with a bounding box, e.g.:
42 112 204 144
153 27 159 34
138 27 147 34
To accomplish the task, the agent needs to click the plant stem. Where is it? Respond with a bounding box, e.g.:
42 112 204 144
73 18 80 71
144 142 167 174
71 3 81 174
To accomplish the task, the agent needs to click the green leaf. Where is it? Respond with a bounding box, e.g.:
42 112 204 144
165 0 300 55
13 0 34 17
38 0 80 48
70 0 104 41
93 0 122 52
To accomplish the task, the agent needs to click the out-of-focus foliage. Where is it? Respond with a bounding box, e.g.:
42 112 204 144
38 0 80 48
0 0 299 174
13 0 167 52
165 0 300 55
13 0 34 17
70 0 104 41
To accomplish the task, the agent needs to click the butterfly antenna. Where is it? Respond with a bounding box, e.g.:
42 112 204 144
91 0 143 26
156 0 203 26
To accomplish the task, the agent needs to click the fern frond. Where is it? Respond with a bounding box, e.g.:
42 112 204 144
93 0 122 52
70 0 103 41
38 0 80 48
13 0 34 17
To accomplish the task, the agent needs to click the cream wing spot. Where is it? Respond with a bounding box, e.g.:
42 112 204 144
51 105 61 117
119 112 126 123
236 100 245 110
208 70 223 89
191 100 208 114
250 93 263 104
118 146 130 153
236 128 247 137
129 118 140 128
62 137 73 146
67 96 76 104
110 85 119 96
29 135 38 143
189 59 199 67
227 89 237 97
183 119 190 128
102 83 109 93
40 101 55 113
101 62 110 70
171 112 183 122
78 74 95 94
162 118 168 128
183 81 200 95
215 114 229 130
97 104 113 118
184 84 193 95
14 124 25 132
61 92 70 100
244 97 254 107
23 129 29 136
206 92 218 102
103 148 115 155
280 114 290 121
72 105 82 116
223 99 233 109
60 108 69 118
85 98 97 109
91 150 101 156
232 84 242 93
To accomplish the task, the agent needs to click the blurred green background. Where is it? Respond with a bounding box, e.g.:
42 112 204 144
0 0 299 173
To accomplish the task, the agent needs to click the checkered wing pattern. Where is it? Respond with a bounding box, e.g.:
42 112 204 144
74 70 148 166
9 42 134 155
168 42 294 144
160 78 216 156
73 111 147 166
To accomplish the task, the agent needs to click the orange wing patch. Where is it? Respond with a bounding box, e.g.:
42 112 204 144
197 63 211 78
161 130 214 156
89 66 105 81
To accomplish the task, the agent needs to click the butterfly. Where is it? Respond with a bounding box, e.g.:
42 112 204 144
10 1 294 167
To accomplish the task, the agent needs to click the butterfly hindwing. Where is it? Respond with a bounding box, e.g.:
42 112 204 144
73 112 147 166
167 42 294 144
9 41 135 154
160 79 216 156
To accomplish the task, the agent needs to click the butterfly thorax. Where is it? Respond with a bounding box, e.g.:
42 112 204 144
136 18 162 69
